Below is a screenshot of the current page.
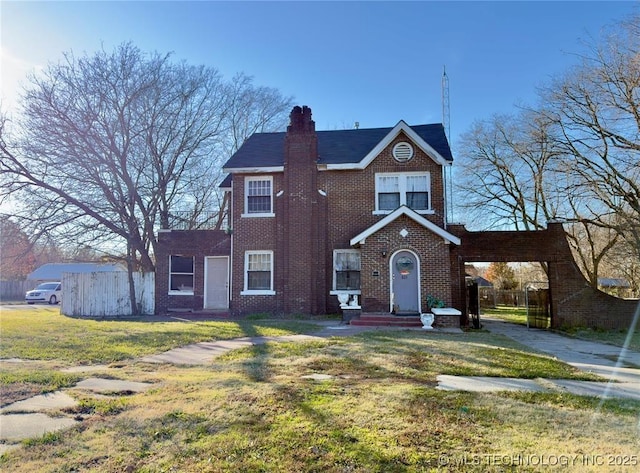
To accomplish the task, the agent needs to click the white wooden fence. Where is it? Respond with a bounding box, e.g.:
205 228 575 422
61 272 155 317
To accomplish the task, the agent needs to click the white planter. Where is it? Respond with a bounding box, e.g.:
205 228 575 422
420 313 434 330
337 292 350 308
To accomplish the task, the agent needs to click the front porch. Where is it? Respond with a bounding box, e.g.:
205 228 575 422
349 312 461 328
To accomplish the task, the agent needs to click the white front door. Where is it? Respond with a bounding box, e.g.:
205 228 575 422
204 256 229 309
391 250 420 314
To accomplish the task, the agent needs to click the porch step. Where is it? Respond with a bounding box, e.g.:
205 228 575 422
350 313 423 327
165 310 231 319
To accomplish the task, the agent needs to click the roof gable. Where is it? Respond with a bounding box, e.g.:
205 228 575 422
350 206 461 246
222 122 452 172
325 121 450 170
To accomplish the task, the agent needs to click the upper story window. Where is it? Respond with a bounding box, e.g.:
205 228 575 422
243 176 274 217
375 172 431 214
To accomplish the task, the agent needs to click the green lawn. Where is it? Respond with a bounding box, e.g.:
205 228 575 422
481 305 529 325
1 308 639 472
0 307 318 364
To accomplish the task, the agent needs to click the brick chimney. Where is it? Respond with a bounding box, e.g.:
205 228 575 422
284 106 316 165
287 105 315 134
278 106 326 314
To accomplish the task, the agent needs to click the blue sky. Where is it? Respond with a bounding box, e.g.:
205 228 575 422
1 1 637 153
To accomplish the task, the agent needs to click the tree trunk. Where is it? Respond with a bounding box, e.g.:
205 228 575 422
126 244 139 316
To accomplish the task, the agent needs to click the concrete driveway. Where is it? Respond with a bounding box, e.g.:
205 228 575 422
438 316 640 400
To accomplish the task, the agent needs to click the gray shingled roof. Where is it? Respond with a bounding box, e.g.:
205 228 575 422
223 123 452 170
598 277 630 288
28 263 126 281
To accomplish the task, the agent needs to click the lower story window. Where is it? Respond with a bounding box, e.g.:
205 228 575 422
334 250 361 291
169 255 194 294
243 251 274 294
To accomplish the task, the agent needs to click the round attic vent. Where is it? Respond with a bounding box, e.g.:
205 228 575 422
392 142 414 162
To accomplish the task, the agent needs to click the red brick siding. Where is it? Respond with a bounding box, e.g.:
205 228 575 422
323 132 446 246
155 230 231 314
229 173 282 315
281 130 327 314
357 216 452 313
434 314 460 328
321 133 449 313
229 130 452 316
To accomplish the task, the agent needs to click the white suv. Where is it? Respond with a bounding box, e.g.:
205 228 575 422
25 282 62 305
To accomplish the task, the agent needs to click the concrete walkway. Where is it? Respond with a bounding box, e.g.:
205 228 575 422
481 317 640 382
437 317 640 401
139 323 432 365
140 334 324 365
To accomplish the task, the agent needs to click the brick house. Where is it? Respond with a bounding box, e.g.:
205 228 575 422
155 105 461 319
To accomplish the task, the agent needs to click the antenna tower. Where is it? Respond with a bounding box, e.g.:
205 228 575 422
442 66 450 141
441 66 453 225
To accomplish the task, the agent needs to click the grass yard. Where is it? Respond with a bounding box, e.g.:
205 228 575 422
1 308 639 472
481 305 529 325
0 307 318 364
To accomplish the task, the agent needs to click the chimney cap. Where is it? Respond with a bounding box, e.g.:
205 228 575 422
288 105 315 133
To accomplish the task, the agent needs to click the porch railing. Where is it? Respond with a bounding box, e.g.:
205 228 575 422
166 211 225 230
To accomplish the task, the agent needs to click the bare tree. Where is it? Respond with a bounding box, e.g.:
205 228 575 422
604 234 640 297
223 73 294 155
0 217 36 280
540 14 640 257
455 14 640 293
455 110 562 231
0 43 292 313
565 219 620 287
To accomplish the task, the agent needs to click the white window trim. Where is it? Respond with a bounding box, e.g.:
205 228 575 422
330 249 362 295
242 176 275 218
373 171 433 215
168 255 195 296
241 250 276 295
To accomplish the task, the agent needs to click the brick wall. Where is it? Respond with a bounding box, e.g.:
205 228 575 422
155 230 231 314
434 315 460 329
229 173 281 315
357 215 452 313
228 120 452 316
321 132 449 313
449 223 638 330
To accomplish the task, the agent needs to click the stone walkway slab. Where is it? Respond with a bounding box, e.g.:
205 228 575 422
436 375 640 400
437 375 547 393
73 377 154 393
0 413 78 442
61 364 112 373
546 379 640 401
1 391 77 413
301 373 334 381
